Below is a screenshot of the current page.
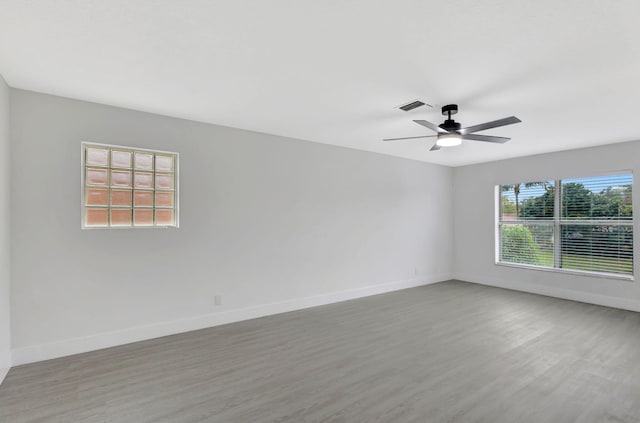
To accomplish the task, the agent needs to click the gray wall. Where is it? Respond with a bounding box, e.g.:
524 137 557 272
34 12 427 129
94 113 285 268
0 76 10 381
10 89 453 363
7 86 640 369
453 141 640 311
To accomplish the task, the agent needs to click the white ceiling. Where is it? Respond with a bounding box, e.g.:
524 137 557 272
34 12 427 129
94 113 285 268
1 0 639 167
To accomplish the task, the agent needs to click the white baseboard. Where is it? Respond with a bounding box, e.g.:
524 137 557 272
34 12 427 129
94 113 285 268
12 275 449 366
0 367 7 387
455 273 640 313
0 349 10 386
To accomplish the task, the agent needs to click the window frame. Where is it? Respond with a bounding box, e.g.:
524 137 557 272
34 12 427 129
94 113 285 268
495 171 634 281
81 142 180 230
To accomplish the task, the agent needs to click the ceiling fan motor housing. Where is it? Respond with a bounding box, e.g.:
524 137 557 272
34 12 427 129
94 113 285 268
440 119 461 132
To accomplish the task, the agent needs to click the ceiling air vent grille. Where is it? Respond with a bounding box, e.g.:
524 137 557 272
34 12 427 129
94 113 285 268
398 100 427 112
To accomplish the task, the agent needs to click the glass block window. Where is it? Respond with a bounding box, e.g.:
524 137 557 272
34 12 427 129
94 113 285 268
82 142 178 229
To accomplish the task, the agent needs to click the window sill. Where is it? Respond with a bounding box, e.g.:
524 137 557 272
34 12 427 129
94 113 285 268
82 225 178 230
495 261 634 282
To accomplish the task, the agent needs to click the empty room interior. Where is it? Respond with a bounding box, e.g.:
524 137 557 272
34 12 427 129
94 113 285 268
1 1 640 422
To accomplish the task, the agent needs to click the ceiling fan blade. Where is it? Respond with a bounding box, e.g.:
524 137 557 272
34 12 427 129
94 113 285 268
430 143 441 151
413 119 449 134
460 116 521 134
462 134 510 143
382 135 436 141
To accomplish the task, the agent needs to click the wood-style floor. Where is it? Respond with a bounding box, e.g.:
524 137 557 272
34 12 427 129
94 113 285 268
1 280 640 422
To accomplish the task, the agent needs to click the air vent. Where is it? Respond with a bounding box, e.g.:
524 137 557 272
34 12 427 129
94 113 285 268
398 100 428 112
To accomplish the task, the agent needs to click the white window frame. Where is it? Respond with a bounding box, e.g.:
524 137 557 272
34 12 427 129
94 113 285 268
495 172 634 281
81 142 180 229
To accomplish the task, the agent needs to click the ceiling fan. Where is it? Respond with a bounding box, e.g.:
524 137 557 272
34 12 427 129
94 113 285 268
383 104 521 151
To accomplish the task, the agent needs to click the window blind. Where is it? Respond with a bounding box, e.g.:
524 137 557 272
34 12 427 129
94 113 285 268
498 174 633 277
499 181 555 267
559 175 632 275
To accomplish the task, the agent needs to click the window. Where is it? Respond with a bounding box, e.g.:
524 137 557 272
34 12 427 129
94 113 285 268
82 142 179 228
497 173 633 278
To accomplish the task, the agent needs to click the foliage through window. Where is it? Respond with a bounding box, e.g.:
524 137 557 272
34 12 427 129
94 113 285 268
498 174 633 277
82 143 179 228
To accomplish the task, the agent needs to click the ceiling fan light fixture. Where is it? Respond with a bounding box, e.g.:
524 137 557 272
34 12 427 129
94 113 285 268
436 133 462 147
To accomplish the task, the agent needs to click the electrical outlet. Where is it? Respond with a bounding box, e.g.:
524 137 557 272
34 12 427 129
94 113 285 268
214 295 222 306
414 267 419 276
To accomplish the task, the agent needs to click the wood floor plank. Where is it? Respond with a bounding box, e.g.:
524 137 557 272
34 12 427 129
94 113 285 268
1 280 640 422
